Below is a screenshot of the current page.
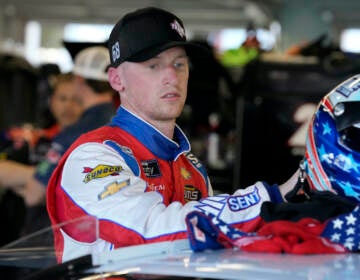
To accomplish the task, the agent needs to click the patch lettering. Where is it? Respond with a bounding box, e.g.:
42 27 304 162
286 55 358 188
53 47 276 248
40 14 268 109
147 183 166 192
83 164 123 183
141 159 161 178
111 41 120 64
186 152 203 169
184 185 201 202
227 187 260 211
336 82 360 97
170 20 185 38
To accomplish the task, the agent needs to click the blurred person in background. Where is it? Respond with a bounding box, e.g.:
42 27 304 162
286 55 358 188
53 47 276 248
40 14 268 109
0 72 83 244
16 46 117 230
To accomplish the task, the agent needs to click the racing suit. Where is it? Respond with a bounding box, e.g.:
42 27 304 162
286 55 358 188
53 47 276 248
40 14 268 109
47 106 284 262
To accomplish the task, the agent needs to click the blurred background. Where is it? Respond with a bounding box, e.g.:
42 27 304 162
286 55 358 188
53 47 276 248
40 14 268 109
1 0 360 192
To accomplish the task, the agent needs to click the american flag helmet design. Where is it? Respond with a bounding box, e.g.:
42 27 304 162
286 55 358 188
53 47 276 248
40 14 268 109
304 74 360 202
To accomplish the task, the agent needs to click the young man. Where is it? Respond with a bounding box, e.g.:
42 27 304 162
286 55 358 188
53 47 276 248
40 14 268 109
47 7 294 263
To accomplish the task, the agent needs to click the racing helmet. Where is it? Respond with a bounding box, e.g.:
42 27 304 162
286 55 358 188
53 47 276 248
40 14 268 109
304 74 360 202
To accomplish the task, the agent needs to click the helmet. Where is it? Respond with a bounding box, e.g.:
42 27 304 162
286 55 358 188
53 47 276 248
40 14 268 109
304 74 360 202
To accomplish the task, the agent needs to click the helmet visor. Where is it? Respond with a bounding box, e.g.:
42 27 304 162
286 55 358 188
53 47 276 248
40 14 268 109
340 124 360 153
334 101 360 131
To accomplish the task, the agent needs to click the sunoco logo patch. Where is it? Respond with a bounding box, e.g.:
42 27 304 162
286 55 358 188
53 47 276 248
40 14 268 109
83 165 123 183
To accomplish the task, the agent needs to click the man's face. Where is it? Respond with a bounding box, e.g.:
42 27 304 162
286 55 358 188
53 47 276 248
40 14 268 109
50 80 83 129
114 47 189 126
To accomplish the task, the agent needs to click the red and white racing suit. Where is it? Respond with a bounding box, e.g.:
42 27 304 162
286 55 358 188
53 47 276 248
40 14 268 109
47 106 283 262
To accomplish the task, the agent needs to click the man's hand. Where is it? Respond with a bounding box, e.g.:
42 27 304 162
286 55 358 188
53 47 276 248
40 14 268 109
21 177 46 207
278 169 300 201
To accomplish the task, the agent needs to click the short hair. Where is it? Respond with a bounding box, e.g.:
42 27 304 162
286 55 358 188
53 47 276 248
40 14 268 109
50 72 74 95
84 78 115 95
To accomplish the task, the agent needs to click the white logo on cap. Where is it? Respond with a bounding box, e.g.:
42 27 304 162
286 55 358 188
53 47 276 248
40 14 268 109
170 20 185 38
112 42 120 63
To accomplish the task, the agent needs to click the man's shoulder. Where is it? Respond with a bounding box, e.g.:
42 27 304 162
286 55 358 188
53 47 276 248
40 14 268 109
75 125 124 144
75 125 108 138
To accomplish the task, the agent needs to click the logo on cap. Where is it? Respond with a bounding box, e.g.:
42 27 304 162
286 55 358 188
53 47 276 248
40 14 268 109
112 42 120 64
170 20 185 38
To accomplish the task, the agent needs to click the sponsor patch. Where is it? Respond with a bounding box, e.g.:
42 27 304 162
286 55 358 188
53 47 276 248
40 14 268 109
336 81 360 97
185 152 209 189
180 168 192 180
147 183 166 192
141 159 161 178
83 164 123 183
111 41 120 64
184 185 201 202
186 152 203 169
98 179 130 200
170 20 185 38
46 147 62 164
37 161 51 176
227 187 260 211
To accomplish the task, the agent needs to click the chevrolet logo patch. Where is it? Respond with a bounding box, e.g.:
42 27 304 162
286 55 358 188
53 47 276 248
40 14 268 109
98 179 130 200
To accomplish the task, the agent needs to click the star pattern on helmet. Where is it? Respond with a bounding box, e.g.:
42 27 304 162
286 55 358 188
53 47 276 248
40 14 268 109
335 154 352 172
347 154 360 173
338 181 360 201
316 121 360 201
319 144 329 162
322 121 332 135
321 206 360 252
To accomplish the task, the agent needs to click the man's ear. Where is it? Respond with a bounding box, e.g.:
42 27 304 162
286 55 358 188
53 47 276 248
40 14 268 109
108 67 124 92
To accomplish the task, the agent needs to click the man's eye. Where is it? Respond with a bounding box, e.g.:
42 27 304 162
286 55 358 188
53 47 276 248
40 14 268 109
149 63 158 69
174 62 184 68
174 58 188 69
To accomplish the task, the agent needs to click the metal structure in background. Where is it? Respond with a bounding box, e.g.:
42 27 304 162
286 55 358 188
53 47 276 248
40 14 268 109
0 0 277 31
232 54 359 189
1 0 360 35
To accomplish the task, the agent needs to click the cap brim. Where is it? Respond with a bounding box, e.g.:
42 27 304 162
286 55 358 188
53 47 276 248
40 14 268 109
127 41 210 63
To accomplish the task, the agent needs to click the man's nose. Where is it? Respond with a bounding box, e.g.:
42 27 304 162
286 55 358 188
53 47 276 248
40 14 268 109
162 66 178 85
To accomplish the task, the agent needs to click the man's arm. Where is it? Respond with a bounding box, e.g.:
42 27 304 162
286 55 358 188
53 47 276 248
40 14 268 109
0 160 35 189
21 176 46 206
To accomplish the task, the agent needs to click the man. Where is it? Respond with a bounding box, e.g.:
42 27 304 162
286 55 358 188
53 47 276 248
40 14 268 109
0 72 82 244
20 46 116 218
0 73 82 190
47 7 294 263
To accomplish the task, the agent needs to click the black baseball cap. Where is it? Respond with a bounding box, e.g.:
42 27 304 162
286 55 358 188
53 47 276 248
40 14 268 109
108 7 206 67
